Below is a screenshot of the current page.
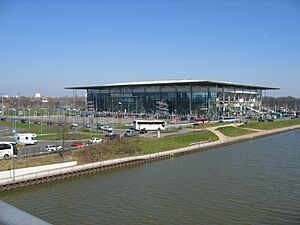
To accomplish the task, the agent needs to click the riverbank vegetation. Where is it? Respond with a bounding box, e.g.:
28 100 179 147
217 126 257 137
0 130 218 170
0 155 73 172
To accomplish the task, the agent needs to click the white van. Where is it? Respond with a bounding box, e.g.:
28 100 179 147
15 133 37 145
0 142 18 159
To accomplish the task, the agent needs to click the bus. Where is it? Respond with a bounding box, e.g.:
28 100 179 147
0 142 18 159
220 117 239 123
133 120 166 131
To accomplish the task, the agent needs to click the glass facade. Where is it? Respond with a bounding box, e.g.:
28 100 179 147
86 83 263 117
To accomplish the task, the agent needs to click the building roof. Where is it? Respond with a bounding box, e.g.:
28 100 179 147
65 80 279 90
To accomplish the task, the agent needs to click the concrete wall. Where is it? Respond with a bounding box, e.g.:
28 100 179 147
0 161 77 180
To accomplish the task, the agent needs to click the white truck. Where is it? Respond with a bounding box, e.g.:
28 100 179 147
14 133 37 145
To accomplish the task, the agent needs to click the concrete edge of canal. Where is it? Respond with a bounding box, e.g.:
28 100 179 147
1 124 300 192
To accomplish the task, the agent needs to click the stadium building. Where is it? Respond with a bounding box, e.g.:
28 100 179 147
65 80 278 117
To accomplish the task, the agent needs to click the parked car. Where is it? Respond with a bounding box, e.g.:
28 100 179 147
102 125 113 131
45 145 63 152
21 119 28 123
124 129 138 137
96 124 105 130
105 130 114 137
193 118 209 125
85 124 91 128
89 138 102 144
71 142 84 148
70 123 78 128
139 128 147 134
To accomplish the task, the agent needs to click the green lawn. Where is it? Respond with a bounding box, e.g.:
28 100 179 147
128 131 219 154
77 128 105 137
77 127 92 132
0 120 66 134
217 126 257 137
113 125 134 130
241 119 300 130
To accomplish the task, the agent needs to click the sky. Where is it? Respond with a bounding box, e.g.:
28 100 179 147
0 0 300 97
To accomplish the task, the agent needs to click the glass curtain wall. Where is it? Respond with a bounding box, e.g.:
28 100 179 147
86 84 261 117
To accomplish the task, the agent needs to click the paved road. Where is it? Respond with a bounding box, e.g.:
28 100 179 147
0 133 90 157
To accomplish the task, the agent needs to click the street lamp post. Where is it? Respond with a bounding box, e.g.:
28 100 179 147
1 93 4 117
27 108 31 131
118 102 122 126
11 108 16 133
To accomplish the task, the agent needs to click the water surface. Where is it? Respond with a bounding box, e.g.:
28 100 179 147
1 131 300 224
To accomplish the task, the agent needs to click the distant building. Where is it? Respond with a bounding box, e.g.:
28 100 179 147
65 80 279 117
34 93 42 98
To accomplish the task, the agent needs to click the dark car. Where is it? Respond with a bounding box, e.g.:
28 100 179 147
258 116 265 122
21 119 28 123
96 124 104 130
139 128 147 134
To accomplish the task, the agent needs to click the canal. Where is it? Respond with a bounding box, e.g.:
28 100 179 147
1 130 300 224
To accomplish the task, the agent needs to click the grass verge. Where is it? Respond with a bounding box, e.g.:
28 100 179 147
217 126 257 137
129 130 219 154
112 125 134 130
0 155 73 172
241 119 300 130
0 121 68 134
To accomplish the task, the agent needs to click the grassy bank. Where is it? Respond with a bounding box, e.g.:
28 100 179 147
0 130 218 171
241 119 300 130
130 131 219 154
0 155 73 172
217 126 257 137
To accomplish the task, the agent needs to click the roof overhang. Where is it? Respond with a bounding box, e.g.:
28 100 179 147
65 80 279 90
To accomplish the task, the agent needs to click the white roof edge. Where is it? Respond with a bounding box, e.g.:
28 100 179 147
65 80 279 89
104 80 202 86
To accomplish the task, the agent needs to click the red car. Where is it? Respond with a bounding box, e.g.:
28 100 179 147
71 142 85 148
194 118 209 125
